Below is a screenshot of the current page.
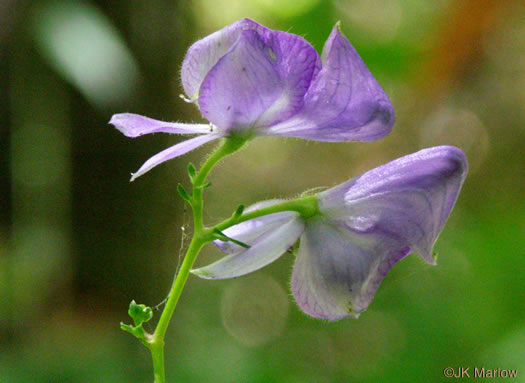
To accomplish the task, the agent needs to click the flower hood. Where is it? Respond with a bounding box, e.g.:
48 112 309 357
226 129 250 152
110 19 394 180
191 146 468 320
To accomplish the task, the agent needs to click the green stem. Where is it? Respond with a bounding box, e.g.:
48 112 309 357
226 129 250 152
152 238 204 340
213 196 319 233
149 339 165 383
143 136 321 383
191 137 246 230
147 137 246 383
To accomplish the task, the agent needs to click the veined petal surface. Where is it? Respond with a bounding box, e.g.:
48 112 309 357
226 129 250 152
181 19 267 100
291 218 410 320
319 146 468 263
213 200 295 254
198 28 319 132
267 24 394 142
254 31 321 128
192 215 304 280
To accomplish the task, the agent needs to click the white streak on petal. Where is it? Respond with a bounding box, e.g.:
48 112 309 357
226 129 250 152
192 217 305 279
214 199 290 253
216 211 297 254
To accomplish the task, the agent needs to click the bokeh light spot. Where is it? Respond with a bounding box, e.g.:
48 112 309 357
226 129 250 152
32 1 139 109
336 0 403 43
195 0 321 30
420 107 489 173
221 273 289 346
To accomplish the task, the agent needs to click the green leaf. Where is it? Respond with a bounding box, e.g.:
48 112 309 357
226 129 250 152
197 182 212 190
187 162 196 181
213 228 250 249
177 183 192 202
120 322 135 334
232 204 244 219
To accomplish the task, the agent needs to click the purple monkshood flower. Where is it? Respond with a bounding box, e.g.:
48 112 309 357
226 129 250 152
191 146 468 320
110 19 394 181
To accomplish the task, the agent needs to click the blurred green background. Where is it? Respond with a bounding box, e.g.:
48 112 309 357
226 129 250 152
1 0 524 382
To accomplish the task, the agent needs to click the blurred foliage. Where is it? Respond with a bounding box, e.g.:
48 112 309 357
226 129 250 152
1 0 524 382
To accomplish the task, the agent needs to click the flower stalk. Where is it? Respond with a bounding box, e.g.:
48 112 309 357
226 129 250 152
112 18 467 383
146 138 244 383
124 137 322 382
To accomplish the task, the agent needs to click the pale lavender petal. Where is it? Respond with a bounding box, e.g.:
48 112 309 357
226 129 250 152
291 219 410 320
181 19 267 100
198 28 319 132
266 23 394 142
214 199 294 254
192 217 305 279
319 146 468 263
254 31 321 128
197 30 280 131
130 133 221 181
110 113 212 137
